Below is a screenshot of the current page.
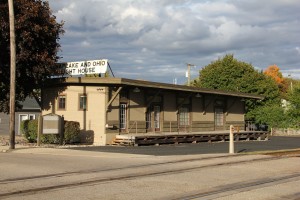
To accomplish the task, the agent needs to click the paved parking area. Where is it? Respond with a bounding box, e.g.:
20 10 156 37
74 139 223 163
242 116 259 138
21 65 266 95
68 136 300 156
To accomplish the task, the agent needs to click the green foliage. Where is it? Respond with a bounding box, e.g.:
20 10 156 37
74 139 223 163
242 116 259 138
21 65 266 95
21 119 38 143
64 121 80 144
285 85 300 128
41 134 60 144
193 54 281 119
251 104 288 129
21 120 81 144
0 0 64 113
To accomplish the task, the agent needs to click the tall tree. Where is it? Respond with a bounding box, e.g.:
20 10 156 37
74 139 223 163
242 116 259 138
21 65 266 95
192 54 281 119
0 0 64 113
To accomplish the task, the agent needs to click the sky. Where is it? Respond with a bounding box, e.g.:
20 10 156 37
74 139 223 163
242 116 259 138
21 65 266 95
48 0 300 84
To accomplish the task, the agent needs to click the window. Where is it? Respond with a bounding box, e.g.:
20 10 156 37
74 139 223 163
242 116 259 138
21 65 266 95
120 103 127 129
215 108 224 126
58 95 66 110
179 107 189 126
154 106 160 129
29 114 35 120
79 94 87 110
146 109 151 129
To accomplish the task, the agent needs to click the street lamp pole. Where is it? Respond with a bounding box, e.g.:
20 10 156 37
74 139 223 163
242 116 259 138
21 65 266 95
8 0 16 149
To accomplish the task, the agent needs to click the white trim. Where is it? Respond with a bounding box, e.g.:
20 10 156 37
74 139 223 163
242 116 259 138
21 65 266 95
18 114 29 135
29 114 36 120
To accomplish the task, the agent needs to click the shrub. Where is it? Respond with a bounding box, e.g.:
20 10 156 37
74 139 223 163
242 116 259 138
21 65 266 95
42 134 60 144
64 121 80 144
21 119 81 144
20 120 29 137
21 119 38 143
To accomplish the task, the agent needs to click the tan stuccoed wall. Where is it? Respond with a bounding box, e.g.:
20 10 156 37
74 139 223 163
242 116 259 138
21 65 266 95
163 92 177 121
129 91 146 121
43 86 107 145
226 98 245 122
192 95 215 121
107 89 119 122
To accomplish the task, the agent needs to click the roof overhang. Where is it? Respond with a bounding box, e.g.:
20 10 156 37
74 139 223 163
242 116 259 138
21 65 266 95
45 77 264 100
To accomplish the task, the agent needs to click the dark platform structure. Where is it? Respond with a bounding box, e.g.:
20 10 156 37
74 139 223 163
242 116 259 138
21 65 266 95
113 130 269 146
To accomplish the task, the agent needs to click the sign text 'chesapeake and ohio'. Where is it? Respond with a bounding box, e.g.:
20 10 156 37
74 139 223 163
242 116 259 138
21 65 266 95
63 59 108 76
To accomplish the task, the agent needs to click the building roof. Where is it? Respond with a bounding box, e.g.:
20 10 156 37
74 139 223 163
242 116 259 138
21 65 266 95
20 97 41 110
48 77 264 100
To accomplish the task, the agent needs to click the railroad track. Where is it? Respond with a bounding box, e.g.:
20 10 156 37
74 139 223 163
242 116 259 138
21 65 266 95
0 154 296 199
173 172 300 200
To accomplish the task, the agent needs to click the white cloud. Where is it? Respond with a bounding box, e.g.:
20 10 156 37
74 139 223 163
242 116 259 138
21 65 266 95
48 0 300 83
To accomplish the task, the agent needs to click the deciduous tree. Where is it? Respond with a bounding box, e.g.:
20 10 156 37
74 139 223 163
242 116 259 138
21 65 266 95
192 54 281 119
263 64 289 97
0 0 64 113
264 65 284 85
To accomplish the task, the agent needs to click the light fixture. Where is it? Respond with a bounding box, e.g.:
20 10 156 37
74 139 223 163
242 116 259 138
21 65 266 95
195 93 202 98
133 87 140 93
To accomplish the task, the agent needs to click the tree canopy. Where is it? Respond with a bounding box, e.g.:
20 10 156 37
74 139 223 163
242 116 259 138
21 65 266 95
264 65 284 85
192 54 281 119
263 64 290 98
0 0 64 113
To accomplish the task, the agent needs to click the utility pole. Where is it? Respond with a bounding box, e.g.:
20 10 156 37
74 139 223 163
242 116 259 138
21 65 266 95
186 63 195 86
8 0 16 149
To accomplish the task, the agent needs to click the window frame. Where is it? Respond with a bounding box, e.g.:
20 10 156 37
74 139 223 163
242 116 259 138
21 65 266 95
28 114 36 120
58 94 66 110
119 103 127 130
179 106 190 126
215 107 224 127
79 94 88 111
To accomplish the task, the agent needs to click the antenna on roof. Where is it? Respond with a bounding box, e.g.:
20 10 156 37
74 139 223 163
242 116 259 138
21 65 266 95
173 78 177 85
108 62 115 77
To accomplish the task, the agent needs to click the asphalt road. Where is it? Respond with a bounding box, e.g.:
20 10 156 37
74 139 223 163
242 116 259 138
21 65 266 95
1 136 300 199
69 136 300 156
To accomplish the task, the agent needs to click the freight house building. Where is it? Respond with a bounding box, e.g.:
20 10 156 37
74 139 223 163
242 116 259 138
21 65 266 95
42 77 263 146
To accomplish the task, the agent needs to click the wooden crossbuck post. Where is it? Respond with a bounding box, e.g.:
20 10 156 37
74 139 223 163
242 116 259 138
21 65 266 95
229 125 235 154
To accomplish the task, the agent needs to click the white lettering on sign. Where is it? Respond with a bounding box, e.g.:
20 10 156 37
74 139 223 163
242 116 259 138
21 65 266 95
63 59 108 76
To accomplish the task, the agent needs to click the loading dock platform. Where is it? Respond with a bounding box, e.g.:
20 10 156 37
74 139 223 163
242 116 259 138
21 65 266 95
113 130 269 146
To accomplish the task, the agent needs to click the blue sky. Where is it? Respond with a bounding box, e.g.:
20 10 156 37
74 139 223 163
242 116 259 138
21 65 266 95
48 0 300 84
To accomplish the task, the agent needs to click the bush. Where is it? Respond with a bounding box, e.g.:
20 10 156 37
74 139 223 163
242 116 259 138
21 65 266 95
21 119 38 143
42 134 60 144
21 119 80 144
64 121 80 144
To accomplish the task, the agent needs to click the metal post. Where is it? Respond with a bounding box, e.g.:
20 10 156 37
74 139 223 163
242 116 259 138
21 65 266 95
229 125 234 154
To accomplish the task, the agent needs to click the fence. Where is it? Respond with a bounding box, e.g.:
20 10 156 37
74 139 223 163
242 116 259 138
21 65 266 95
271 128 300 136
128 121 190 134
